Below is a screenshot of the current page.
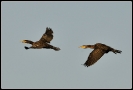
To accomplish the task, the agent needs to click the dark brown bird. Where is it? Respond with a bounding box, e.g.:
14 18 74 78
21 27 60 51
79 43 122 67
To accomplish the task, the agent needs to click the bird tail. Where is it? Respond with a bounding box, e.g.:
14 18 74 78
48 44 60 51
52 46 60 51
112 49 122 54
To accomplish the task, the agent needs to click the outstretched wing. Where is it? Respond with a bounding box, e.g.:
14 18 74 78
84 49 105 67
39 27 53 43
21 40 34 44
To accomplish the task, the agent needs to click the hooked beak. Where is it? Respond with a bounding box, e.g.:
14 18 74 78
21 40 26 43
79 46 82 48
79 45 85 49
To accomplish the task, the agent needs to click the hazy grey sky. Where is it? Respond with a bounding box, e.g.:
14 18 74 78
1 1 132 89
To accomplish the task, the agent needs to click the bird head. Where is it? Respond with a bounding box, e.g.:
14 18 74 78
79 45 88 49
21 40 26 43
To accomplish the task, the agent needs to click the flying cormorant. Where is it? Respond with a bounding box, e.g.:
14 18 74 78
21 27 60 51
79 43 122 67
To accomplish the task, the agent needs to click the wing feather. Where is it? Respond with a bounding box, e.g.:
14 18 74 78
84 49 105 67
39 27 53 43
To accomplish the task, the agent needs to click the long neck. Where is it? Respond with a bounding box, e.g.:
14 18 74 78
86 45 95 49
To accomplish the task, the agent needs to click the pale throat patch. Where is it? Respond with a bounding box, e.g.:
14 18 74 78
21 40 26 43
79 45 86 49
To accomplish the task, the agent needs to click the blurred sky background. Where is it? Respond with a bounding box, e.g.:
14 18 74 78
1 1 132 89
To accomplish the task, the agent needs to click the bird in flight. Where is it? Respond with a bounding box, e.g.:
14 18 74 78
79 43 122 67
21 27 60 51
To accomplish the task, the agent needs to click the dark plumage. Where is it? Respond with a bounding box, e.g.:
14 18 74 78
21 27 60 51
79 43 122 67
39 27 53 43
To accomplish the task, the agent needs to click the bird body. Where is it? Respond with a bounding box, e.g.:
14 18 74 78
21 27 60 51
79 43 122 67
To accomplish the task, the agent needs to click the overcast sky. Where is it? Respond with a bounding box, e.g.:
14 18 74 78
1 1 132 89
